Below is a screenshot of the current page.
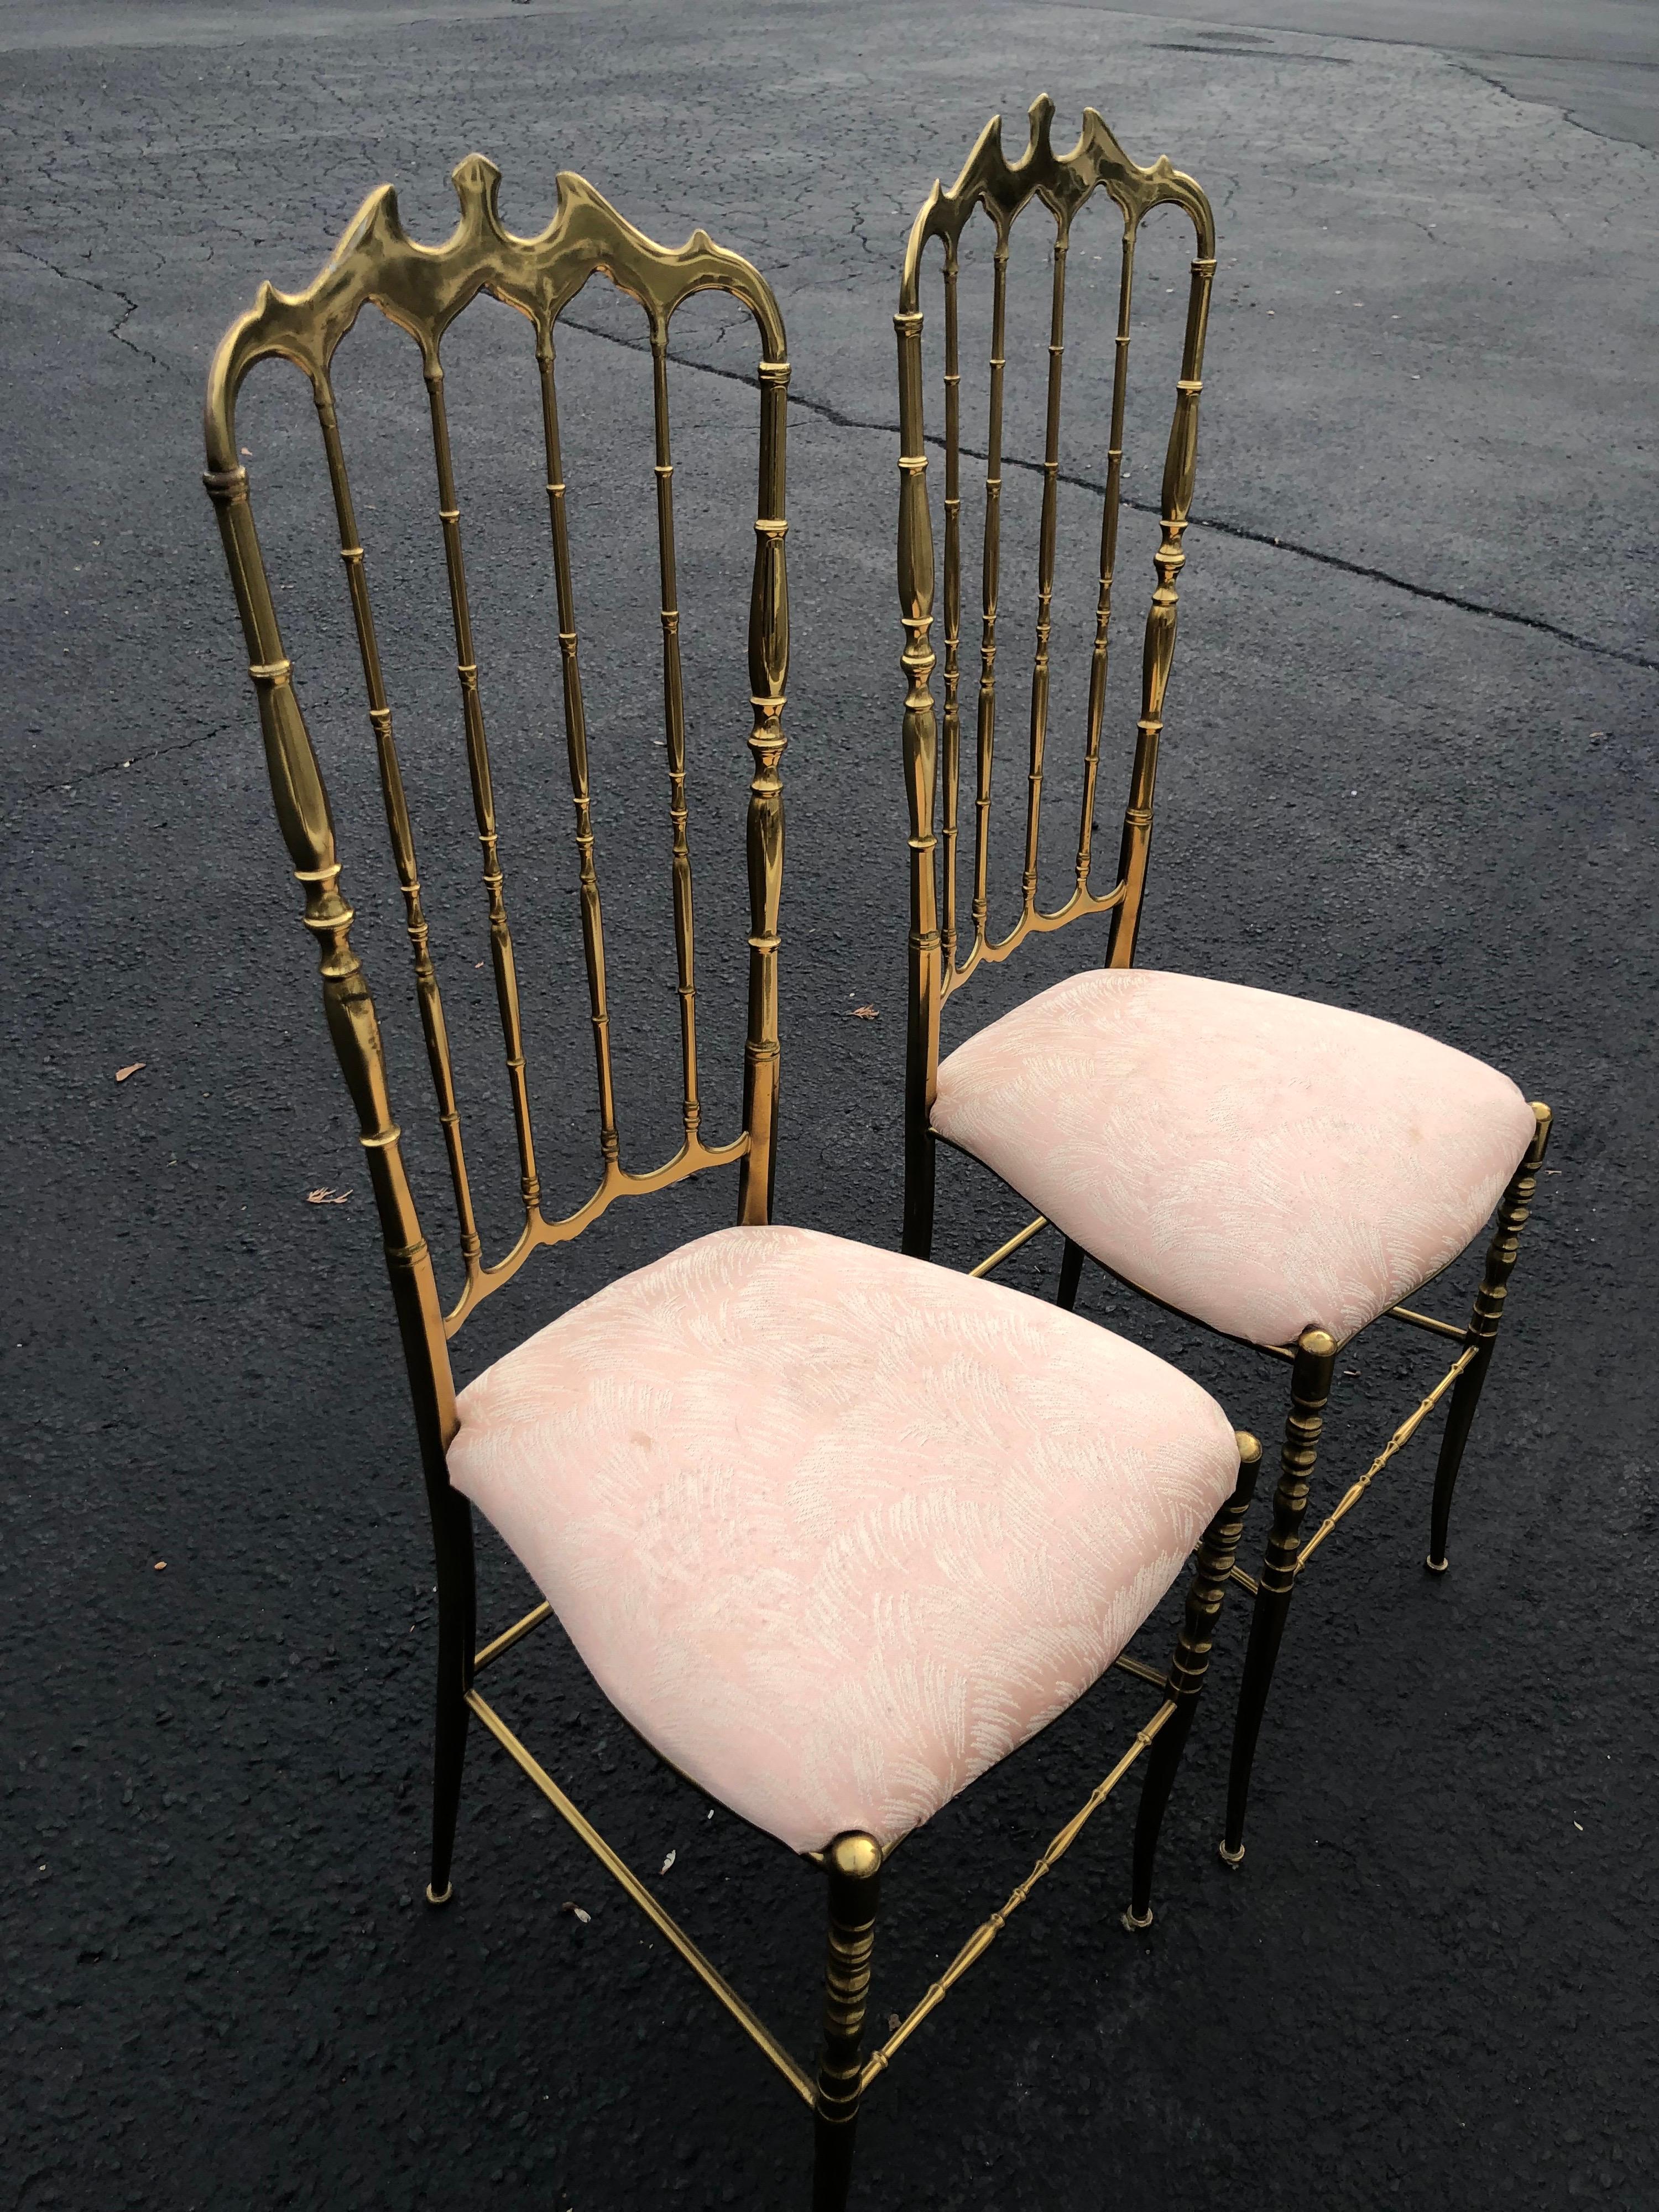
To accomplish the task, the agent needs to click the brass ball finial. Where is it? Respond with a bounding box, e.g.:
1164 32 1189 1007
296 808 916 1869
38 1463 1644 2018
826 1832 882 1882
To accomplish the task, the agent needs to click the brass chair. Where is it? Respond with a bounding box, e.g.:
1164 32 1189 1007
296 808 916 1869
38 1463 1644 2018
205 156 1263 2207
894 100 1553 1866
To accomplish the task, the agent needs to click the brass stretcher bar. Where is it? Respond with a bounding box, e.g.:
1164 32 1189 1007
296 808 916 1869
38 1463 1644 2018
1225 1342 1476 1594
466 1650 1173 2112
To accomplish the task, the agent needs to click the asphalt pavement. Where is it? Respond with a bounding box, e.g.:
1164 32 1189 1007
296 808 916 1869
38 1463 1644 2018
4 3 1656 2208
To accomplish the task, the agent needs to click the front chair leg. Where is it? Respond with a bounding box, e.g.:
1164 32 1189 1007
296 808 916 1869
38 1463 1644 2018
1056 1235 1087 1311
811 1832 882 2212
426 1486 476 1907
1222 1327 1338 1866
1428 1100 1552 1574
1125 1429 1262 1929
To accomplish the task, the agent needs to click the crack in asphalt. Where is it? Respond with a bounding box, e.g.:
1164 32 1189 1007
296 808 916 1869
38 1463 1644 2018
555 311 1659 674
1459 60 1652 152
13 241 164 366
8 727 236 810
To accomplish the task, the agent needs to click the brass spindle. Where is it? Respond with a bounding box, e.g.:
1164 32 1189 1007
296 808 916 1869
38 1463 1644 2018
312 375 485 1287
202 453 457 1465
737 356 791 1226
1020 222 1069 920
422 355 542 1222
970 239 1009 967
650 326 702 1152
1076 224 1137 894
940 242 962 976
1106 246 1216 967
896 299 941 1260
535 325 620 1174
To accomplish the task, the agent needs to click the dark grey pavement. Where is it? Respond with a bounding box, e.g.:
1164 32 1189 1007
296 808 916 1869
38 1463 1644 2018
4 4 1656 2207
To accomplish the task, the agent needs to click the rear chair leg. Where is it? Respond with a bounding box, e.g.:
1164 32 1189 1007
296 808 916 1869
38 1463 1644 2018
1125 1429 1262 1929
1427 1101 1552 1574
1056 1236 1087 1312
1222 1327 1338 1866
427 1487 476 1907
811 1833 881 2212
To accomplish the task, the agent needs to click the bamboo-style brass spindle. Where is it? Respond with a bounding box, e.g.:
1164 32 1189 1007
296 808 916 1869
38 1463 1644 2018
940 241 962 977
201 456 460 1489
536 324 621 1175
737 356 791 1227
1427 1101 1553 1572
311 374 484 1288
971 237 1010 971
1223 1327 1337 1864
1106 247 1215 968
811 1832 881 2212
1020 223 1070 922
1076 226 1137 894
1124 1430 1261 1928
897 299 941 1259
649 325 703 1153
422 356 543 1221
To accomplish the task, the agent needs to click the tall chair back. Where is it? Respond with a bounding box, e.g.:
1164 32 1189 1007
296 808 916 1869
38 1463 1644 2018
895 98 1214 1253
203 158 791 1493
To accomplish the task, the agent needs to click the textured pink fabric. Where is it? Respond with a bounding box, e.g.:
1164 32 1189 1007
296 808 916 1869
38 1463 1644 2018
933 968 1537 1348
447 1225 1238 1855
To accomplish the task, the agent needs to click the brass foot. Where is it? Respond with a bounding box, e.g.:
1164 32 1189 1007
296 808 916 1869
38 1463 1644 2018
1121 1905 1153 1932
425 1882 454 1907
1424 1554 1449 1575
1218 1839 1245 1867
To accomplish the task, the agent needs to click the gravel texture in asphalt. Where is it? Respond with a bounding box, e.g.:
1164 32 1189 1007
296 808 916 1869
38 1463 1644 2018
4 4 1656 2208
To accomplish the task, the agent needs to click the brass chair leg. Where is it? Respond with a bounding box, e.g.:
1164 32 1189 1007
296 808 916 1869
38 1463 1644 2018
902 1115 936 1261
1427 1100 1552 1574
811 1832 882 2212
427 1488 476 1907
1222 1328 1337 1865
1125 1430 1261 1928
1056 1235 1086 1311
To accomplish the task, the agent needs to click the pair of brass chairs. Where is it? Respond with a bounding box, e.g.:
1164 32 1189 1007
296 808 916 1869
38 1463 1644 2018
204 102 1550 2211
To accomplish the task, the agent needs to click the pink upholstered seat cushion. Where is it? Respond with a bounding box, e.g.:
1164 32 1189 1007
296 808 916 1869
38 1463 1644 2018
932 968 1537 1349
447 1225 1238 1855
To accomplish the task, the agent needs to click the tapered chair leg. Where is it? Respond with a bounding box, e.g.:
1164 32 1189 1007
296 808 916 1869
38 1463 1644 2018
1125 1430 1261 1928
811 1832 882 2212
426 1487 476 1907
1222 1329 1338 1866
1427 1100 1552 1574
1056 1235 1087 1312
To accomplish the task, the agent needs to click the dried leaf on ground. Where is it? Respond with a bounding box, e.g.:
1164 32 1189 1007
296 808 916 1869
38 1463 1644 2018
851 1005 878 1020
660 1850 676 1875
306 1187 352 1206
115 1062 145 1082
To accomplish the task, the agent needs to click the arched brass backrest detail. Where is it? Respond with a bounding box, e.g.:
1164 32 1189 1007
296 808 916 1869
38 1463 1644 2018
204 158 790 1460
896 97 1214 1189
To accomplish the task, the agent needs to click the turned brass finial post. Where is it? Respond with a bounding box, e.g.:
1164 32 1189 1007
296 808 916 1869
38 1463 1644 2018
1427 1101 1553 1572
896 292 941 1260
812 1832 882 2212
